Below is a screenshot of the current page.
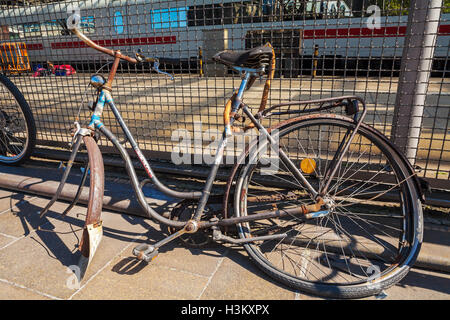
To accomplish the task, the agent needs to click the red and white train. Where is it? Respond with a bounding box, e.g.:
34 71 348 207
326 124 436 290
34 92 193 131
1 0 449 75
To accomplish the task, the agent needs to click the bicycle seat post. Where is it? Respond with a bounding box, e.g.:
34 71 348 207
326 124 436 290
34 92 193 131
233 70 251 110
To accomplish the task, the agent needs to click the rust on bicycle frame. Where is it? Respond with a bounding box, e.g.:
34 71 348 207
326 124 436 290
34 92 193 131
104 52 121 91
257 43 276 113
223 91 237 129
200 198 323 229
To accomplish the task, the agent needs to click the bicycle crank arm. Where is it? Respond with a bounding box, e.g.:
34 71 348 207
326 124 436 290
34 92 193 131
39 135 83 218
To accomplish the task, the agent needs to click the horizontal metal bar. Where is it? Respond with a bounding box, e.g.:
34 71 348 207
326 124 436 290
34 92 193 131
33 147 450 207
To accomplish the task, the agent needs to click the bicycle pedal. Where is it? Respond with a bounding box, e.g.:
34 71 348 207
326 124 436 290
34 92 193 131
132 243 159 262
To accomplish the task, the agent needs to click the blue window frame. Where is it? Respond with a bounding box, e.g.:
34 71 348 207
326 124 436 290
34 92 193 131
114 11 124 34
151 7 187 29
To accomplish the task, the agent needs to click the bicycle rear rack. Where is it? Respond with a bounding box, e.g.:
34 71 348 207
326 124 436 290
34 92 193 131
261 95 366 121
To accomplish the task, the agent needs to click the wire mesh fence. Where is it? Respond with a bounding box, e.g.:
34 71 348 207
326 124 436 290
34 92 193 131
0 0 449 190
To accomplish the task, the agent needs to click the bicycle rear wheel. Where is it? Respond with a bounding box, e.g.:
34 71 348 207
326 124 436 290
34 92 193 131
0 74 36 165
234 115 423 299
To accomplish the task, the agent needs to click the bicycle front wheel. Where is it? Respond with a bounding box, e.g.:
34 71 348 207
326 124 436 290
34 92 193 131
234 115 423 299
0 74 36 165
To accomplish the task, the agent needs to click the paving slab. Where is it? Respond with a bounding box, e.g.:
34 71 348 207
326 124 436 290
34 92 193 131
151 242 229 278
72 248 210 300
199 247 297 300
0 195 54 238
0 188 37 216
0 233 18 250
0 163 449 300
0 196 156 299
0 280 52 300
365 268 450 300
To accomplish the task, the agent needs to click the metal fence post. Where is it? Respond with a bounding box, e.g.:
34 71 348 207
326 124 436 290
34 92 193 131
391 0 442 165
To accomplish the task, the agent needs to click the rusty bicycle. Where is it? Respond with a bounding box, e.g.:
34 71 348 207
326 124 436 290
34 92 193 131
40 16 424 299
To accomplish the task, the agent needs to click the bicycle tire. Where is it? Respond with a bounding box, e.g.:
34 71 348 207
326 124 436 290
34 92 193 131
233 115 423 299
0 74 36 165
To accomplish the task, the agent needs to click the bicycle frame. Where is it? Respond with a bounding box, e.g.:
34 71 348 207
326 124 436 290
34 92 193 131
89 77 368 231
43 25 367 232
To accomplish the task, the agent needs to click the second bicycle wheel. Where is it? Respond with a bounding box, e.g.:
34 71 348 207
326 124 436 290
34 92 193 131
0 74 36 165
233 115 423 299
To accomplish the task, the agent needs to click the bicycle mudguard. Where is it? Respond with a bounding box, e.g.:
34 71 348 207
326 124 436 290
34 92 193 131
77 135 104 280
222 113 425 220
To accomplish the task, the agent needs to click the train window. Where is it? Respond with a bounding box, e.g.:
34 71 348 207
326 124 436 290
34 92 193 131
262 0 274 15
114 11 124 34
23 23 41 37
187 3 238 26
80 16 95 34
330 3 337 15
186 0 352 25
7 25 21 39
39 16 94 37
9 22 41 39
41 20 63 37
151 7 188 29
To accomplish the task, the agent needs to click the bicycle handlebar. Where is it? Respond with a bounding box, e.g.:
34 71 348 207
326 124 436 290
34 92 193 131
71 27 178 67
71 27 138 64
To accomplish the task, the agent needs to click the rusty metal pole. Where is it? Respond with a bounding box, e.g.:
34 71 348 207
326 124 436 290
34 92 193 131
391 0 442 165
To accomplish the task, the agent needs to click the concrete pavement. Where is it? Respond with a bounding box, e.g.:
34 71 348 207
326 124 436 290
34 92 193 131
0 162 449 300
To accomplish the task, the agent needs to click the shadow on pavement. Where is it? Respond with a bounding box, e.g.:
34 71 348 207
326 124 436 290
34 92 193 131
398 269 450 295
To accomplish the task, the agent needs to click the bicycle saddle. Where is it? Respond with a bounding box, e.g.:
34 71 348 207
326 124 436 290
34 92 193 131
213 45 273 69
